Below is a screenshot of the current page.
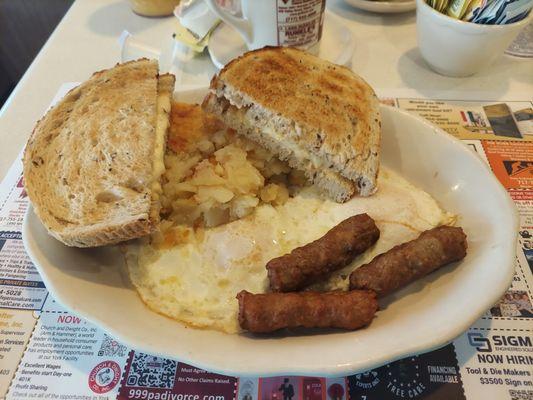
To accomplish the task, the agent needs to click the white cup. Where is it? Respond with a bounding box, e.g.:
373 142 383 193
416 0 532 77
204 0 326 53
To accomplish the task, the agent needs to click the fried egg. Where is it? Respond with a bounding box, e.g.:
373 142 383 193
126 168 454 334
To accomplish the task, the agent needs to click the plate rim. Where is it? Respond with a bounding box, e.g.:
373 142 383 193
22 103 518 377
343 0 416 13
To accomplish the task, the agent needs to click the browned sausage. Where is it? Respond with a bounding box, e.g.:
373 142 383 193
237 290 378 333
349 225 467 297
267 214 380 292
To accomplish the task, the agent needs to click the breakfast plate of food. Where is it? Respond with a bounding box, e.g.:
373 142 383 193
22 47 517 377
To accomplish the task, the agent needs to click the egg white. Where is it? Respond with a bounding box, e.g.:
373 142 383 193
126 167 455 333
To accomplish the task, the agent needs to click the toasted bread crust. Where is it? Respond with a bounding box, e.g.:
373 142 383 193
23 59 173 247
51 214 152 247
206 47 381 197
150 73 175 227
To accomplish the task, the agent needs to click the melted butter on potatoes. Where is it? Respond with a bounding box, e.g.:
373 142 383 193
155 102 298 236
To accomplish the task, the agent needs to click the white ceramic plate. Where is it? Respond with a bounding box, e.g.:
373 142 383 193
344 0 415 13
23 87 517 378
208 10 355 69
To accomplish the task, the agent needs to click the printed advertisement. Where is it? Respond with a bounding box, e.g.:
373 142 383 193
7 297 129 399
348 345 465 400
0 166 28 231
395 99 533 141
482 141 533 190
454 327 532 400
118 357 238 400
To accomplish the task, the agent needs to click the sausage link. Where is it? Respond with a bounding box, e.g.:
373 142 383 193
237 289 378 333
267 214 380 292
349 225 467 297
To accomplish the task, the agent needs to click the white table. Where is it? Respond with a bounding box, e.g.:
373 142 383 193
0 0 531 181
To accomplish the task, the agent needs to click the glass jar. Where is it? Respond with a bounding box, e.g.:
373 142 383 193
129 0 180 17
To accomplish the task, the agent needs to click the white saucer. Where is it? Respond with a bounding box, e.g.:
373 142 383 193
344 0 416 13
208 10 355 69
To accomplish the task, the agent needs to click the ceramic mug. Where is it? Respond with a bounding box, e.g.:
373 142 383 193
204 0 326 53
416 0 533 77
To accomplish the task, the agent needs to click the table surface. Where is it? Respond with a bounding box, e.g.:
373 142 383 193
1 3 532 398
1 0 532 181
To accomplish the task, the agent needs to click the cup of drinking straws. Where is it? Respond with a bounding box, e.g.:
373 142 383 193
416 0 533 76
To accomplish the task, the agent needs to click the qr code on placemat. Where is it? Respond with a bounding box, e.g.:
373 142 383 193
126 352 177 388
509 389 533 400
98 334 127 357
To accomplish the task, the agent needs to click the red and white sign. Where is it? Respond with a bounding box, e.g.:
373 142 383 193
88 360 121 394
